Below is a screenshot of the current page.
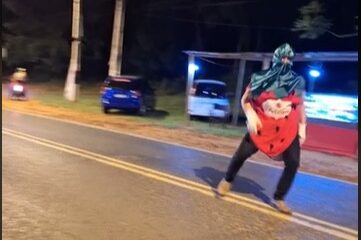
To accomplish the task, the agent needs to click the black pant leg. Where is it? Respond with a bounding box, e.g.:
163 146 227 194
273 136 301 200
225 133 259 182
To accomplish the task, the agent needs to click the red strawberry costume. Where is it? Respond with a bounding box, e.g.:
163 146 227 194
249 90 303 157
217 43 307 212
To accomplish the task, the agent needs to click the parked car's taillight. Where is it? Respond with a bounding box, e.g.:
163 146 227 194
130 90 141 97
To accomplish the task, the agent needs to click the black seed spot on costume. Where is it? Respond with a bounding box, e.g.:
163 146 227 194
280 138 285 142
257 130 261 136
276 126 280 132
285 116 288 119
270 144 274 150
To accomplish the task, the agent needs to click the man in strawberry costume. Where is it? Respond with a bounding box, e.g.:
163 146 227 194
217 43 307 214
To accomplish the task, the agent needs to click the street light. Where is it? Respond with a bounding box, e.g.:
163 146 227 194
309 69 321 78
188 63 199 73
185 59 199 122
308 66 322 92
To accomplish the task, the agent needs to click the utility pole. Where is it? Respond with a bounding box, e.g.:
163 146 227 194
185 55 195 123
231 60 246 125
64 0 82 101
108 0 126 76
2 47 7 59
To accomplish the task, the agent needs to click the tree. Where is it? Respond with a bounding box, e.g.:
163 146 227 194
125 0 254 80
2 0 70 77
293 0 357 39
292 0 332 39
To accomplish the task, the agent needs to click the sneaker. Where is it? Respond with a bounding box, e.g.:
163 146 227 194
216 178 232 196
273 200 292 215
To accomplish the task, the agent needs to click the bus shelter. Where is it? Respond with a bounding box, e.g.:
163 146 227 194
183 50 358 158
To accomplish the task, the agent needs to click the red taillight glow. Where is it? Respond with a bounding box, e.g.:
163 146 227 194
100 85 108 95
130 90 141 97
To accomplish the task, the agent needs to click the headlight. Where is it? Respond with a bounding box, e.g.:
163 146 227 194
13 84 24 92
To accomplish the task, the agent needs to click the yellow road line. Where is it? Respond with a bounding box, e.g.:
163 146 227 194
2 128 357 234
4 108 357 186
2 128 358 240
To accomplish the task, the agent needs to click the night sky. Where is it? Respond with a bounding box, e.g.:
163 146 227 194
2 0 359 94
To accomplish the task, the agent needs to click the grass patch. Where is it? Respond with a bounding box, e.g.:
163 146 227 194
187 121 247 138
30 83 246 138
37 93 101 113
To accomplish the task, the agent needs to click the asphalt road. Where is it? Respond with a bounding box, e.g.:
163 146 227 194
2 109 358 240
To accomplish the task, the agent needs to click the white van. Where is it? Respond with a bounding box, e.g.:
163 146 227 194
188 79 230 118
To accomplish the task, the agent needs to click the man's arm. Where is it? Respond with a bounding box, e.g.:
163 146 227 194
241 87 252 112
241 87 262 133
299 91 307 124
298 91 307 144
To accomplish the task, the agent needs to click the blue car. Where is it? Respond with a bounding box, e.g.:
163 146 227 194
100 75 155 115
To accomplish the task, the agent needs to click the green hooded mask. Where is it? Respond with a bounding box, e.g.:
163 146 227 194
249 43 304 98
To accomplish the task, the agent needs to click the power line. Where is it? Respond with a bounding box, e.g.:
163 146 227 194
198 57 233 68
147 0 260 11
200 0 260 7
143 13 291 31
142 13 358 38
327 30 358 38
146 0 190 10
